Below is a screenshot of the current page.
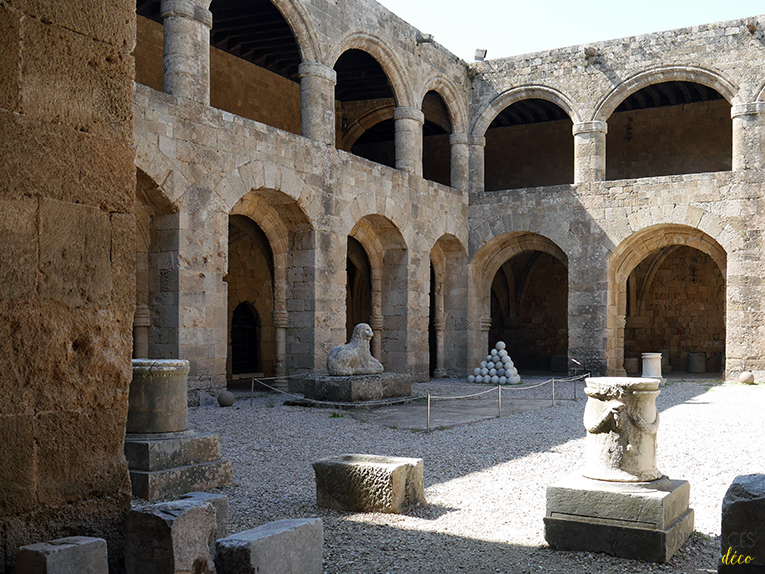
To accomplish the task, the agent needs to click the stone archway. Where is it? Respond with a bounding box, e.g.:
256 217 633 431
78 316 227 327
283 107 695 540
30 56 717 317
348 215 408 371
469 232 568 370
607 224 727 375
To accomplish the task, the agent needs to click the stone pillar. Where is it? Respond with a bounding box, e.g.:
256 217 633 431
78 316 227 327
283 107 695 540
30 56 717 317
128 360 190 434
272 310 289 390
394 106 424 176
573 121 607 183
581 377 661 482
468 135 486 193
479 316 492 357
642 352 663 383
433 318 446 378
370 313 383 360
299 62 337 146
133 305 151 359
161 0 213 104
449 133 470 192
732 103 765 171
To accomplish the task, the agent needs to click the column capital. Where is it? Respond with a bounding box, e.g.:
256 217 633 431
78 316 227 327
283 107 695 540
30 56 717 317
133 305 151 328
393 106 425 123
573 121 608 136
369 314 384 330
298 61 337 83
479 317 492 332
731 102 765 118
161 0 212 27
449 133 469 146
468 134 486 147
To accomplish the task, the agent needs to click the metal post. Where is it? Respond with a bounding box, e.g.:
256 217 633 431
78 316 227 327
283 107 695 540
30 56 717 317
552 378 556 407
251 377 255 405
427 394 431 432
497 385 502 418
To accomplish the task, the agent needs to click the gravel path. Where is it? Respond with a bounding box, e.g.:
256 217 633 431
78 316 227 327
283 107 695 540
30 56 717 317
187 379 764 573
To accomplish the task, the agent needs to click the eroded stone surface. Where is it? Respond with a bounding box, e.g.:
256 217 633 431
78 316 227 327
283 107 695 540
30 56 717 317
719 474 765 572
215 519 323 574
327 323 384 376
313 454 425 513
15 536 108 574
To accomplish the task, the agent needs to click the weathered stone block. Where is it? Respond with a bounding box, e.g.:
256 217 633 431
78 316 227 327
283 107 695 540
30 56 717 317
15 536 108 574
0 414 37 515
39 199 112 308
125 432 221 472
180 492 229 540
0 5 20 113
545 474 694 563
21 17 134 141
215 519 323 574
719 474 765 573
125 499 217 574
301 373 412 402
128 359 190 434
313 454 425 513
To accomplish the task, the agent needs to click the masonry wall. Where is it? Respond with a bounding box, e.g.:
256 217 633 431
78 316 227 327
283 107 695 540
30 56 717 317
607 99 732 180
0 1 135 571
485 119 574 191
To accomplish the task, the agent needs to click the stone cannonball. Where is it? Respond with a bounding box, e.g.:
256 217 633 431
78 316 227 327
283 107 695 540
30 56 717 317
486 355 493 363
468 375 476 383
480 361 487 369
739 371 755 385
498 349 508 358
483 375 492 383
474 367 482 376
481 368 489 376
491 375 499 384
218 390 235 407
489 368 497 377
491 349 498 357
501 355 511 364
496 341 506 351
499 376 507 385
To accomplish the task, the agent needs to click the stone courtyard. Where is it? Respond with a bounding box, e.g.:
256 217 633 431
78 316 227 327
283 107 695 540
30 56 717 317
188 379 763 573
3 0 765 570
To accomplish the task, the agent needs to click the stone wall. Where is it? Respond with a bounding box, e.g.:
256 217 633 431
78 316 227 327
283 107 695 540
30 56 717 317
607 99 732 180
0 0 135 571
485 119 574 191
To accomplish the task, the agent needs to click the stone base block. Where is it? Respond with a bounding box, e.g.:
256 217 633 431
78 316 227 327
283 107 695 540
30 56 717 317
313 454 425 513
544 474 694 563
181 492 230 539
301 373 412 402
16 536 108 574
125 499 218 574
215 519 323 574
125 431 232 500
718 474 765 573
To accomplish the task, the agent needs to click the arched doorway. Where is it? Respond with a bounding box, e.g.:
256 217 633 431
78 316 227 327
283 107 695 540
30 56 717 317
231 303 262 375
346 236 373 342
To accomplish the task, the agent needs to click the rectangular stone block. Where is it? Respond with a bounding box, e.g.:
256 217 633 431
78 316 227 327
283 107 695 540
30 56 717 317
215 519 322 574
301 373 412 402
129 458 233 501
545 474 694 563
125 432 221 472
719 474 765 573
0 198 38 301
125 499 217 574
313 454 425 513
180 492 229 540
15 536 108 574
0 5 21 112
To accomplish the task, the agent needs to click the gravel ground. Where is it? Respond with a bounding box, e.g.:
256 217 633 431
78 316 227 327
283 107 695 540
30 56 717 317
185 378 764 573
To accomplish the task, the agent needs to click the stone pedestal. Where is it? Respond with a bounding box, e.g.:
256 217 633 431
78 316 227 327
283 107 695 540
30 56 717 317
313 454 425 513
126 360 231 500
545 475 694 563
301 373 412 402
545 377 693 563
16 537 108 574
642 352 665 384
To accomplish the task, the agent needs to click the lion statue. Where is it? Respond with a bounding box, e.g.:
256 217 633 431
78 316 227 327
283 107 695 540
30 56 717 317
327 323 384 376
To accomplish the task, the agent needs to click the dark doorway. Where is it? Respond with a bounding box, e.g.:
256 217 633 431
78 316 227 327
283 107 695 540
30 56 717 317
231 302 261 374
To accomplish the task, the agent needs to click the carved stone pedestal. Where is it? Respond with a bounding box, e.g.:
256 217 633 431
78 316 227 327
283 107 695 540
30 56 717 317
544 377 693 563
300 373 412 402
126 360 232 500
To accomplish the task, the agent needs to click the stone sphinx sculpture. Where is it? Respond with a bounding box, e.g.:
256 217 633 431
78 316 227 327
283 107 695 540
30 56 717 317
327 323 384 376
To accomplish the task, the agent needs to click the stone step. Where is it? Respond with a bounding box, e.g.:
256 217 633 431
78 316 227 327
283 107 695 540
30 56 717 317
125 431 222 471
130 459 233 501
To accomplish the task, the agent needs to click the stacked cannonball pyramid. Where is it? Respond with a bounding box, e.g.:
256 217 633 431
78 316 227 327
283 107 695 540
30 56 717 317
467 341 521 385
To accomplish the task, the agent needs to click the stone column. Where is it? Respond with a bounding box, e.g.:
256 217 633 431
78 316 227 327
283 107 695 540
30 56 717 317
133 305 151 359
468 135 486 193
433 318 446 378
479 316 492 357
299 62 337 146
732 102 765 171
573 121 608 183
161 0 213 104
272 310 288 390
369 313 383 360
394 106 424 176
449 133 470 192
